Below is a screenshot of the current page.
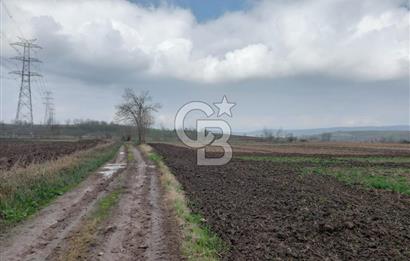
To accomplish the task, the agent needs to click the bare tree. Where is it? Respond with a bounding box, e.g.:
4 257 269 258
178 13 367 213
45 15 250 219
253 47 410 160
262 128 274 142
116 89 161 144
321 132 332 142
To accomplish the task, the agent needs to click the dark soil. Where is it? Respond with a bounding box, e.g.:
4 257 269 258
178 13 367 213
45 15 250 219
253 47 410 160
152 143 410 260
0 139 102 170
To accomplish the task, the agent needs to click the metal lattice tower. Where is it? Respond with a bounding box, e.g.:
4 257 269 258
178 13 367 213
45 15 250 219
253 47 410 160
43 90 55 125
9 38 42 125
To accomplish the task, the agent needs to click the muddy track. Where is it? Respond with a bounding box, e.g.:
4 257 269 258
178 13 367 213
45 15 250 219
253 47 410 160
90 146 180 261
0 146 126 261
0 145 181 261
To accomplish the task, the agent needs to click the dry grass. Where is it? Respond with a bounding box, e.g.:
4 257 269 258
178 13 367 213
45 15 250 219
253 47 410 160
55 144 132 260
61 189 122 261
0 142 119 227
140 144 227 261
0 143 110 196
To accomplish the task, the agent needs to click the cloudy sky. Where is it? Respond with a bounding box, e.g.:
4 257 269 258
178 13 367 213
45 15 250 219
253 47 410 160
0 0 409 131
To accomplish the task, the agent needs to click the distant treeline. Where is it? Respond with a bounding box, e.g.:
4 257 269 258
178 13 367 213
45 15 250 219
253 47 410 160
310 131 410 143
0 121 408 143
0 121 186 143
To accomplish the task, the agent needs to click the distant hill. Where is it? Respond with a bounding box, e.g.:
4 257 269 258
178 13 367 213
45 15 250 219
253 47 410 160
309 130 410 142
235 125 410 142
241 125 410 137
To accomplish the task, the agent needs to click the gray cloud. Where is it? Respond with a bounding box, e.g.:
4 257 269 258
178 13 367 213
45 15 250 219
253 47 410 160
0 0 408 129
3 0 408 85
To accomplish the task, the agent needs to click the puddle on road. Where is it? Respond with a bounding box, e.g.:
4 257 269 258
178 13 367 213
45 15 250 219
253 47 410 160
98 163 127 178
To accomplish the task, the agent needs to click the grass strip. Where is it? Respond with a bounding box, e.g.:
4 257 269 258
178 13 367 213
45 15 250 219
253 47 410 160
61 189 122 261
304 167 410 195
140 144 228 261
238 155 410 195
237 155 410 164
0 142 120 229
58 143 132 260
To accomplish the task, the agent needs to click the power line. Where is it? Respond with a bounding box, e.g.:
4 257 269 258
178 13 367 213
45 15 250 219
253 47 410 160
1 2 55 125
43 90 54 125
0 57 16 70
31 62 48 94
0 0 26 39
10 38 42 125
0 75 18 80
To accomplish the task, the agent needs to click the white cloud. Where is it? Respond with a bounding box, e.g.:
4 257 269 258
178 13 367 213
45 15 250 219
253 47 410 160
2 0 409 84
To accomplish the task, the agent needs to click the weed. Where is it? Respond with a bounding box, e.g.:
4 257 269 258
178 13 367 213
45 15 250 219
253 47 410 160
239 155 410 195
63 189 122 261
126 143 134 162
0 143 120 229
140 144 228 261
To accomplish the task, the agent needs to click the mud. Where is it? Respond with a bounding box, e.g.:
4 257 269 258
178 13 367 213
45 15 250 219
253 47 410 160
0 145 180 261
0 146 126 260
90 147 180 261
152 143 410 260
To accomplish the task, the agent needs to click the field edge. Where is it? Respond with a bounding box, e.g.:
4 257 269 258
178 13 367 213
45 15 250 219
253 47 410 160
0 141 121 230
140 144 228 261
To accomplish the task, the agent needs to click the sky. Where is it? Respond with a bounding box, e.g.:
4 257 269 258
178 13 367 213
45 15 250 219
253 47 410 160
0 0 409 131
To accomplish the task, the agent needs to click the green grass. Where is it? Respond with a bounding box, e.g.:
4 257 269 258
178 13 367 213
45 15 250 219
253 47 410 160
93 189 122 220
0 143 120 229
126 143 134 162
306 167 410 195
140 145 228 261
62 188 122 261
148 152 163 163
335 156 410 163
237 155 337 164
237 155 410 164
239 155 410 195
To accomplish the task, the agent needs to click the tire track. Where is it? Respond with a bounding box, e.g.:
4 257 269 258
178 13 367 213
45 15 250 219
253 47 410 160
0 146 126 261
0 145 181 261
91 146 180 261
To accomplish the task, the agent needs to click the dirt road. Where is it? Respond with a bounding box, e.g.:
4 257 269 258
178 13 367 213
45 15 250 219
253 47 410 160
0 145 180 261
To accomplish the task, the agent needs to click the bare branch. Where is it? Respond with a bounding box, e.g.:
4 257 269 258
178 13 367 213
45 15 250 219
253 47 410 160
116 89 161 144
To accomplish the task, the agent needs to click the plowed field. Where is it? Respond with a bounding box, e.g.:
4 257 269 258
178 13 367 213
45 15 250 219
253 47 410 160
152 143 410 260
0 139 102 170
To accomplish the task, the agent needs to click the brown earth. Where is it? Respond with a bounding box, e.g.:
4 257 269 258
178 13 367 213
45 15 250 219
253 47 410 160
152 143 410 260
166 140 410 156
0 145 180 261
229 141 410 156
85 146 180 261
0 139 104 170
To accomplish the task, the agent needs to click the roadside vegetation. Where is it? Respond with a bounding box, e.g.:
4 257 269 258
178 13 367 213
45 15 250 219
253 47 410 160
0 142 120 229
141 144 228 261
238 155 410 195
46 143 131 260
62 189 122 261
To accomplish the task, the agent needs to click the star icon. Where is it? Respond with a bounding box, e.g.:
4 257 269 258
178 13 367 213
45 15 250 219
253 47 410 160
214 95 236 117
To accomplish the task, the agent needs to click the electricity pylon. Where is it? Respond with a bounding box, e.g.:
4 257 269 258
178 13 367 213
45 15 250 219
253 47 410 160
43 90 55 125
9 38 42 125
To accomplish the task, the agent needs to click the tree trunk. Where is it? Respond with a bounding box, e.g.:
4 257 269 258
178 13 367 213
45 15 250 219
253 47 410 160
137 126 143 144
